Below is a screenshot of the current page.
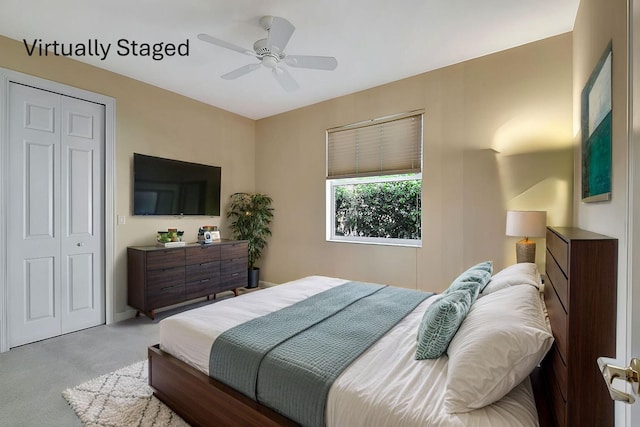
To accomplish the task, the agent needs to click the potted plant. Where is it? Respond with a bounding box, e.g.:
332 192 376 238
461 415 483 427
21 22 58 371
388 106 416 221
226 192 274 288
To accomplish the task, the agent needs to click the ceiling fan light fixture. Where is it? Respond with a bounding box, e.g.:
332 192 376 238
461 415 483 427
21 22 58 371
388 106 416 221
262 55 278 69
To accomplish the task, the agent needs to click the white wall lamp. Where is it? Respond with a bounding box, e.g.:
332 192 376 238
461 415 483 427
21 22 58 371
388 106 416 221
505 210 547 263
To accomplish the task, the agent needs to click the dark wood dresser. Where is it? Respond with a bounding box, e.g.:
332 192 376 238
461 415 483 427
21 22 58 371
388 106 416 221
128 240 248 319
542 227 617 427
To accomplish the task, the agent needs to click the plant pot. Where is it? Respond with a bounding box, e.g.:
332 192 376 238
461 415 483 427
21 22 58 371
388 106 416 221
247 267 260 289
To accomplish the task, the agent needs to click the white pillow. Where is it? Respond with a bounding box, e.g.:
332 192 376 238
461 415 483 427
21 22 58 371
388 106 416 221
481 262 541 295
444 285 553 413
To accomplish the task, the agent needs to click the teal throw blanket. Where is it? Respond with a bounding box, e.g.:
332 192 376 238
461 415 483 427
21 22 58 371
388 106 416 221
209 282 432 427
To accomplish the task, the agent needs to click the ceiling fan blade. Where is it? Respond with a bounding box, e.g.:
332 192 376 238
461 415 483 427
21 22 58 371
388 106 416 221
284 55 338 70
266 17 295 54
272 67 299 92
221 63 261 80
197 33 254 56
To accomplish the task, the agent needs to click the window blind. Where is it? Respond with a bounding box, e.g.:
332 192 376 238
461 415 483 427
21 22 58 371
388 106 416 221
326 112 422 179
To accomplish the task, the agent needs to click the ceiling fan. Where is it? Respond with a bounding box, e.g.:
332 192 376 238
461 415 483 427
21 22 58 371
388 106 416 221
198 16 338 92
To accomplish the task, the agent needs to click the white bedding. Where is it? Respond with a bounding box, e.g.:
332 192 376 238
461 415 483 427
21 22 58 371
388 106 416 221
159 276 538 427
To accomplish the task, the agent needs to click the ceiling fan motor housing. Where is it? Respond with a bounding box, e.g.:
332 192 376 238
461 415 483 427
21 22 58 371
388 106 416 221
253 39 284 60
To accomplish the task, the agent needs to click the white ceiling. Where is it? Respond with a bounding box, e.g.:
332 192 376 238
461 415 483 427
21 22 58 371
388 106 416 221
0 0 579 120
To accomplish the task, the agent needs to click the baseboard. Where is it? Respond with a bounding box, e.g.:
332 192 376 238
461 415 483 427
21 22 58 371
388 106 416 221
115 308 138 323
260 281 278 288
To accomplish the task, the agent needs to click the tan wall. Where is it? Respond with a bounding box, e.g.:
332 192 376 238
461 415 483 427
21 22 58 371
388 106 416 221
256 34 574 292
0 35 256 317
0 31 576 313
572 0 629 425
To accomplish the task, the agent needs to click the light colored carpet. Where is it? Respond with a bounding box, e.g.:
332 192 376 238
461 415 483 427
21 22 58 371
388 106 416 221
62 360 189 427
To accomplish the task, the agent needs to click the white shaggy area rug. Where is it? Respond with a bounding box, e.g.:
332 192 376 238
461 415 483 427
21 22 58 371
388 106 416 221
63 360 189 426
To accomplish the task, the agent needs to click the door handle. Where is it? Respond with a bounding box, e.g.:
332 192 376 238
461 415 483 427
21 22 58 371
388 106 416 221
77 242 84 247
598 356 640 403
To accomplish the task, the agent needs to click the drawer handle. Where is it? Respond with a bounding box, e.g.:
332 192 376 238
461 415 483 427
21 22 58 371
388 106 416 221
231 272 239 277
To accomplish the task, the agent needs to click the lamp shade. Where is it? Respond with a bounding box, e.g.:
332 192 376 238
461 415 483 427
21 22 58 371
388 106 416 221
505 210 547 238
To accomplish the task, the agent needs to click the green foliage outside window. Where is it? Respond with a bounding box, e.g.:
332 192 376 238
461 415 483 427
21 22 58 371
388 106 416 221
334 178 421 240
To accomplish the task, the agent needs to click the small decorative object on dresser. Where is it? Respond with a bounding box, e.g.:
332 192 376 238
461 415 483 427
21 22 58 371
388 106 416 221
198 225 220 243
127 240 248 319
157 229 186 247
541 226 617 427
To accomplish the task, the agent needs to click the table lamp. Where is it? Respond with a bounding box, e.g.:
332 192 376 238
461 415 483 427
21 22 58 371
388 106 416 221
505 210 547 263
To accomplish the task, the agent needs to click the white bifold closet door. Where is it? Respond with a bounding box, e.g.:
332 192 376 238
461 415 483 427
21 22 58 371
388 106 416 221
8 83 105 348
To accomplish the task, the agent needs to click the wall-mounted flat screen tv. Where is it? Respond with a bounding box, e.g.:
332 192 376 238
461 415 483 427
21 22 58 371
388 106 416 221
133 153 221 216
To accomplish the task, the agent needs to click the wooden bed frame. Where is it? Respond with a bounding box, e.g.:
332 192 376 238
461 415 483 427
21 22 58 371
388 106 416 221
148 344 552 427
148 227 618 427
148 344 297 427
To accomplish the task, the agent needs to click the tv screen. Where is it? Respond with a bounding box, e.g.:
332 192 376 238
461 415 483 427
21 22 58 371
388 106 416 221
133 153 221 216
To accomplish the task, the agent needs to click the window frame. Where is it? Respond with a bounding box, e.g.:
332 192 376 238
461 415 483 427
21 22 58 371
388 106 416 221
325 111 424 247
326 173 423 247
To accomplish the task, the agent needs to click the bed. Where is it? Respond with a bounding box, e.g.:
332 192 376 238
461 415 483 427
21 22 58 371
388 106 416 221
149 261 555 427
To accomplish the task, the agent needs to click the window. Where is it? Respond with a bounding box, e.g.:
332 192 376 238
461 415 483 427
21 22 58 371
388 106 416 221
326 111 423 246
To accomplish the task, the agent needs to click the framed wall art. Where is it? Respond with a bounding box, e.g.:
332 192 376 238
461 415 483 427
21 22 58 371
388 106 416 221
581 42 612 202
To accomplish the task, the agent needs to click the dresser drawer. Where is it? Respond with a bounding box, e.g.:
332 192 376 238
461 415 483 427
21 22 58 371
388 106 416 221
147 284 185 310
146 249 185 270
185 278 219 300
546 251 569 313
221 258 248 276
544 277 568 364
186 245 221 264
146 266 184 290
546 363 567 427
186 261 220 283
221 241 248 260
546 343 567 401
220 269 248 290
546 229 568 275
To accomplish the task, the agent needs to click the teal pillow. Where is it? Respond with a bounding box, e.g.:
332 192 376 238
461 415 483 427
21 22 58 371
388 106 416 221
415 290 472 360
469 261 493 275
444 280 480 304
453 268 492 293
